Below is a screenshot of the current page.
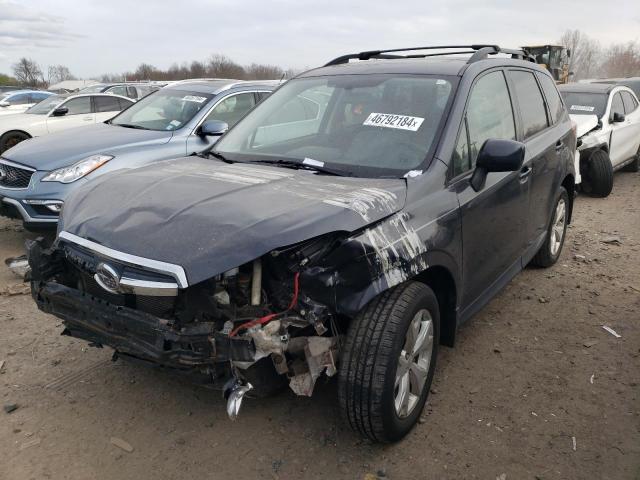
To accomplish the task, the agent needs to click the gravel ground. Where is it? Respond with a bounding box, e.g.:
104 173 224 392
0 171 638 480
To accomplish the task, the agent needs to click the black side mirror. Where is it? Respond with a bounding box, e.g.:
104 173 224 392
470 138 525 191
612 112 625 123
52 107 69 117
199 120 228 137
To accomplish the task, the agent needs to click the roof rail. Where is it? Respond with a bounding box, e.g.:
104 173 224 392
325 45 535 66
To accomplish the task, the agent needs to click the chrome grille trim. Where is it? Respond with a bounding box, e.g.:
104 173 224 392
0 159 36 190
58 231 189 288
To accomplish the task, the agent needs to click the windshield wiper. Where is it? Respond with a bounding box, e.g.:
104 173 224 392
114 123 148 130
251 159 350 176
206 150 234 163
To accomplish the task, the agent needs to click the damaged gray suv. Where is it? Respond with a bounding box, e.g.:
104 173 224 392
29 45 576 442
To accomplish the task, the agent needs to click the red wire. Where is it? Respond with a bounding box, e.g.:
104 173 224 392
229 272 300 337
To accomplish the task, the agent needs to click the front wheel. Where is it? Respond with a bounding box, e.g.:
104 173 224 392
338 281 439 443
0 131 30 154
530 187 569 268
580 149 613 197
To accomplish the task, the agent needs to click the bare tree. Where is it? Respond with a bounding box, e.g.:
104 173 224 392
12 58 44 87
600 42 640 78
207 54 245 79
558 30 601 80
245 63 284 80
97 53 294 83
189 61 207 78
48 65 75 85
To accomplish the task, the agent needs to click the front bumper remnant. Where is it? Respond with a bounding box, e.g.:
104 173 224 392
33 282 256 369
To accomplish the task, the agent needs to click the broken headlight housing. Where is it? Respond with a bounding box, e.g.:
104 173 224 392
42 154 113 183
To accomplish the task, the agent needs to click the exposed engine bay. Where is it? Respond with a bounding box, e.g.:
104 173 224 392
28 234 348 418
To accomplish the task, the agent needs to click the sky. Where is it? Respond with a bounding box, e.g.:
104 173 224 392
1 0 639 79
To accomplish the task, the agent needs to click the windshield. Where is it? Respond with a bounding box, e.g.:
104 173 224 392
560 92 608 118
110 89 214 131
214 74 455 177
529 47 550 65
26 95 65 115
79 84 106 93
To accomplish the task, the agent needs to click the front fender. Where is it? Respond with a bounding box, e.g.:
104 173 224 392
301 209 461 317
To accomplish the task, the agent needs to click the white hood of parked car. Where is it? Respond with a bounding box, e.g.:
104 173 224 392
0 112 42 131
570 114 599 139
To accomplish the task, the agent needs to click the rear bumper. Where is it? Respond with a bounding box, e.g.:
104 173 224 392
33 281 256 370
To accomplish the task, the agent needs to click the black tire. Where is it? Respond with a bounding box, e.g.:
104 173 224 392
338 281 440 443
530 187 569 268
0 131 30 154
621 148 639 172
580 149 613 197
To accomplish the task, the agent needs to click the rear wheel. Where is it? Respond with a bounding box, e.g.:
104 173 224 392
580 149 613 197
530 187 569 268
338 281 439 443
0 131 30 154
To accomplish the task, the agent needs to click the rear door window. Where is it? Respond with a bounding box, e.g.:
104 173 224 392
256 91 271 103
537 73 565 124
457 70 516 175
510 70 549 138
94 95 122 112
610 92 625 120
118 98 134 110
7 93 31 105
107 85 128 97
620 91 638 114
30 92 51 103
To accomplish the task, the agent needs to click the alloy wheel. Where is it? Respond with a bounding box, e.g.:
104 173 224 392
550 198 567 256
394 309 434 418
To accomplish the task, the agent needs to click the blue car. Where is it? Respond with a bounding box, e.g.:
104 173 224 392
0 79 279 228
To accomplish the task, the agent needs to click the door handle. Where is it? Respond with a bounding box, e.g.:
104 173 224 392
519 165 532 180
83 116 93 121
555 141 563 152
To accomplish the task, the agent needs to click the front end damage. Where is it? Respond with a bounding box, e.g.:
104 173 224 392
28 232 366 417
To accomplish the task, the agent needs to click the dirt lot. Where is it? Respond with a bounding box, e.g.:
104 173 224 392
1 171 638 480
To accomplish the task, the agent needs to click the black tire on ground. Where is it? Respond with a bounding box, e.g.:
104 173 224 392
580 149 613 198
0 131 30 154
530 187 569 268
338 281 440 443
621 147 639 172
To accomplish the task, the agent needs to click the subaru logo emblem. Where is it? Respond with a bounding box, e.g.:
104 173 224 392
94 263 121 294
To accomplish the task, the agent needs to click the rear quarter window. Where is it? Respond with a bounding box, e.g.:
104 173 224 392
537 73 566 124
509 70 549 139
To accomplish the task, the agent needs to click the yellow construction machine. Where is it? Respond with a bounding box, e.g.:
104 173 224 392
522 45 572 84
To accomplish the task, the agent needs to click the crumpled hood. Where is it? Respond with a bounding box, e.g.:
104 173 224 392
3 123 172 171
60 156 407 285
570 114 599 139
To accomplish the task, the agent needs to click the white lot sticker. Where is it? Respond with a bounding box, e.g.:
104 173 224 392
570 105 595 112
183 95 207 103
363 112 424 131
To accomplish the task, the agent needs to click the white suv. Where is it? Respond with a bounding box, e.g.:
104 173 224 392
559 83 640 197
